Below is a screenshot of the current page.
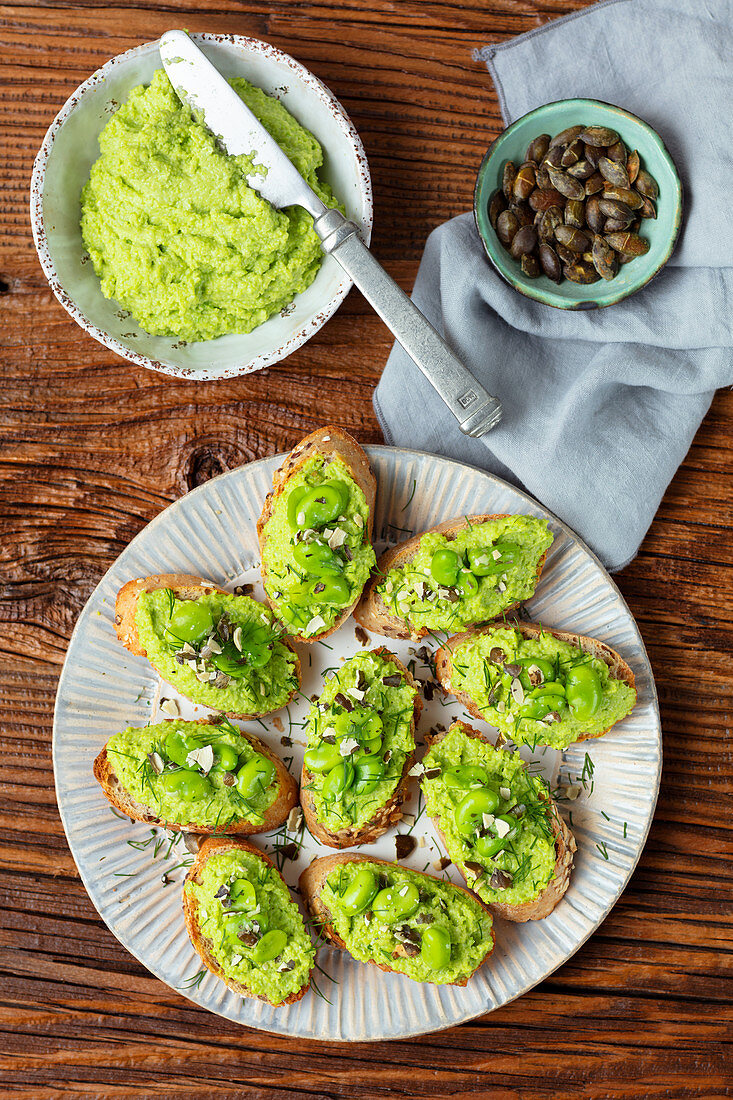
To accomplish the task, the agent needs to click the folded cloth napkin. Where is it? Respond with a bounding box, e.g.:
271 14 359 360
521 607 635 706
373 0 733 571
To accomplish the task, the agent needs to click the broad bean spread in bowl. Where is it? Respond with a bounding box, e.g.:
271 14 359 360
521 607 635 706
31 33 372 379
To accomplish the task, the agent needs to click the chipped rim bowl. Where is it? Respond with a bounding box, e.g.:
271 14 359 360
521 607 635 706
30 33 373 380
473 98 683 310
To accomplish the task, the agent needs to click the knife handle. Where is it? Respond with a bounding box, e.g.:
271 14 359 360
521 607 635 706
314 210 502 438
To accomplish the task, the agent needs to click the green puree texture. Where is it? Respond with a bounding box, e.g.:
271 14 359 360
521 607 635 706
449 627 636 750
305 651 416 832
186 849 314 1003
321 862 492 984
422 725 557 909
262 455 376 636
135 589 298 715
376 516 553 634
105 719 277 829
80 69 341 341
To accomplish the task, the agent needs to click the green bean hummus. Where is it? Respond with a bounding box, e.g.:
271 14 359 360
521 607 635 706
321 861 492 984
376 516 553 634
105 718 278 828
135 587 298 716
81 69 341 341
262 454 376 637
421 724 557 909
186 848 314 1003
448 627 636 750
303 651 417 832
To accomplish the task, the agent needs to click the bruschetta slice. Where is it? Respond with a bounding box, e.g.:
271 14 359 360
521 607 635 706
114 573 300 719
435 621 636 750
354 514 553 641
419 722 576 922
257 426 377 642
299 853 494 986
184 837 315 1006
300 648 422 847
94 717 297 834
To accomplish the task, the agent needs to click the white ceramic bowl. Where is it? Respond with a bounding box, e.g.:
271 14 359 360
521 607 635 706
30 33 373 380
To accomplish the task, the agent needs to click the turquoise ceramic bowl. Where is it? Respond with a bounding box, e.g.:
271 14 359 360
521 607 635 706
473 99 683 310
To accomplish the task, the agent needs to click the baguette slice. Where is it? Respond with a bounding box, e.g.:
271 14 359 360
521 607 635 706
300 648 422 848
183 837 314 1006
114 573 301 719
354 514 551 641
93 718 298 834
424 722 576 922
436 620 636 745
257 426 376 643
299 853 494 985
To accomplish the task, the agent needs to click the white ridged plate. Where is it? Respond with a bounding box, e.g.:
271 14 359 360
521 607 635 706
53 447 661 1040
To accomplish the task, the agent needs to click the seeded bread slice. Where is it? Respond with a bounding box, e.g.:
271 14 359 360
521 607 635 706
113 573 301 720
299 852 494 986
299 648 423 848
183 837 313 1006
423 723 576 922
93 718 298 834
256 426 377 643
435 620 636 743
354 514 550 642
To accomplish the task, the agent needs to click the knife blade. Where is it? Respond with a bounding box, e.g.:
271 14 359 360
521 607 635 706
159 30 502 436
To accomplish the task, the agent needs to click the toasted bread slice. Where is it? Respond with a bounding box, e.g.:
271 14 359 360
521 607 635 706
183 837 314 1006
424 722 576 922
299 853 494 986
93 718 298 834
300 648 422 848
256 426 376 643
354 514 551 641
114 573 301 719
435 620 636 745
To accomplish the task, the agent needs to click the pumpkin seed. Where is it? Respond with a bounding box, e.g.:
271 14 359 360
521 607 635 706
538 242 562 283
564 199 585 228
584 144 603 170
602 184 643 210
537 206 564 240
639 195 657 219
513 162 537 203
529 187 566 212
510 225 538 259
563 259 600 284
509 202 534 228
579 125 620 147
520 253 541 278
543 145 565 168
502 161 516 201
598 197 634 221
585 196 605 234
604 232 650 256
547 166 585 200
635 168 659 200
567 159 595 180
560 139 584 167
604 214 634 232
496 209 519 246
598 157 630 188
627 149 640 184
554 241 576 265
555 225 591 252
606 139 627 164
585 172 606 196
591 235 619 281
488 189 507 228
550 125 584 148
526 133 551 163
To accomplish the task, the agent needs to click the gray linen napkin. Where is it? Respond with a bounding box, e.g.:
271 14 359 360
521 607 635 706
373 0 733 571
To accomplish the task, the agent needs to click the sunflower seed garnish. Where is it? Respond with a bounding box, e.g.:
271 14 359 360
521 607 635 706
147 751 164 775
159 698 180 717
489 869 513 890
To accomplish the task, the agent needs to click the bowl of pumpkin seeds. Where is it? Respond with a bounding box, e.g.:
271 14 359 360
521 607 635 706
473 99 683 309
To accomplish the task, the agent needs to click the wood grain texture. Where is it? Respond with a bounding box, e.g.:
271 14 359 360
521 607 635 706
1 0 731 1096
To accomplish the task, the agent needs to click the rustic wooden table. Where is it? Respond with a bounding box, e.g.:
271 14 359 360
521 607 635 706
2 1 731 1096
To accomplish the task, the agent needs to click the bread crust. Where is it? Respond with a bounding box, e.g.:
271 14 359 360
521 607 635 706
299 648 423 848
113 573 301 719
256 426 377 643
435 620 636 745
354 514 550 641
299 852 495 985
423 722 576 922
183 836 312 1006
93 718 298 834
